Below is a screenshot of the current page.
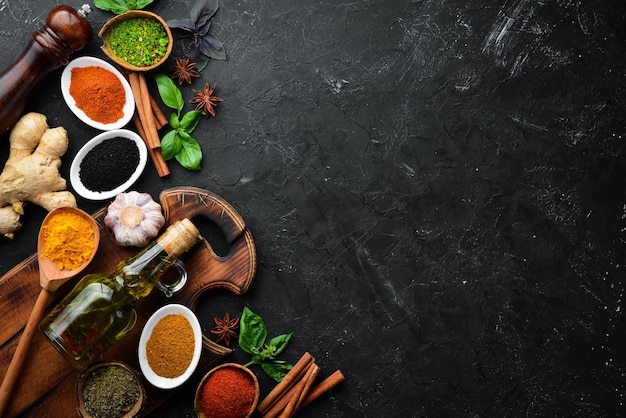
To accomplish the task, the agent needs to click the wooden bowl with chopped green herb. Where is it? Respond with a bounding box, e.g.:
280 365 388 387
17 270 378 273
98 10 173 72
77 361 145 418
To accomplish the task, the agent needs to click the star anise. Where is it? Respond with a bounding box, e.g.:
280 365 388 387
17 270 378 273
189 82 223 117
171 56 200 85
210 313 239 346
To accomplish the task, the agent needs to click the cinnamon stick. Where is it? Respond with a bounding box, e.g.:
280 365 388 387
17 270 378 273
257 352 315 414
137 72 160 149
150 94 168 128
263 362 319 418
120 69 169 176
123 66 167 130
294 364 321 412
263 367 344 417
296 369 345 411
150 148 170 177
277 366 308 418
132 113 170 177
128 72 157 149
127 72 144 115
262 382 299 418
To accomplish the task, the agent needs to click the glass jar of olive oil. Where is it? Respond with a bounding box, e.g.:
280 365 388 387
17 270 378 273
40 218 200 369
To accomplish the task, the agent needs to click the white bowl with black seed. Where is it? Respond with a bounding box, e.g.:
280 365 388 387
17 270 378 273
70 129 148 201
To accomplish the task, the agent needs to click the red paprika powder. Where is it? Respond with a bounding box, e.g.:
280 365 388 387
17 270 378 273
198 365 257 418
69 65 125 124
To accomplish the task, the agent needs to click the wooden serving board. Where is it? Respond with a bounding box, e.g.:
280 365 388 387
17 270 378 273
0 187 256 417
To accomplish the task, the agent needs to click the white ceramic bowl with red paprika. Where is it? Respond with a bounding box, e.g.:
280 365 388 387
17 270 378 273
60 56 135 130
138 304 203 390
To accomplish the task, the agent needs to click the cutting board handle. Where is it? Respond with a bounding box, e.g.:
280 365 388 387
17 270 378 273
158 187 257 308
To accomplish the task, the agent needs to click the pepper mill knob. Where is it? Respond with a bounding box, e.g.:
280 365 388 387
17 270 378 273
43 4 93 53
0 4 93 136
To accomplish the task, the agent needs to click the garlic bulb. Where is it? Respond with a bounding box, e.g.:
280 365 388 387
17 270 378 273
104 191 165 247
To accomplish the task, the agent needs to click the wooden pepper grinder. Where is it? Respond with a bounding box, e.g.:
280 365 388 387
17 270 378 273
0 4 93 137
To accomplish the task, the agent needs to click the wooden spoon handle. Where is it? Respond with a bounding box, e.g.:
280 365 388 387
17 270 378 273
0 289 51 415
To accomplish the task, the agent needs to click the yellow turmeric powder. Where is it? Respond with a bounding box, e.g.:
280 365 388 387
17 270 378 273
41 211 95 270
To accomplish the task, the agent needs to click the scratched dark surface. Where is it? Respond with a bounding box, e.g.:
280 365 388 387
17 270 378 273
1 0 626 417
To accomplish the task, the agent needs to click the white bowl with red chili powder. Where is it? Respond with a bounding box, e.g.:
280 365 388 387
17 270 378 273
61 56 135 130
138 304 203 390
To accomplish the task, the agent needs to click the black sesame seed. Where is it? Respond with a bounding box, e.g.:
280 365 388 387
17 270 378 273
79 137 140 192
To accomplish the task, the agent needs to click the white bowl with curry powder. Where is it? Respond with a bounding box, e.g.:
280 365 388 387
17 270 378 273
138 304 203 390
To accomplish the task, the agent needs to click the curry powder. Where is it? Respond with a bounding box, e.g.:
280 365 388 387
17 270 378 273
146 313 195 378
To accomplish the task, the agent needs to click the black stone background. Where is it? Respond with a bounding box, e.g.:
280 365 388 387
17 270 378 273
1 0 626 417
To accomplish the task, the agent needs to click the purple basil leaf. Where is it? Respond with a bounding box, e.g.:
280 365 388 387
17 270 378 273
191 34 202 48
197 34 226 60
190 48 211 71
196 20 212 38
196 21 212 37
191 0 219 29
166 18 195 32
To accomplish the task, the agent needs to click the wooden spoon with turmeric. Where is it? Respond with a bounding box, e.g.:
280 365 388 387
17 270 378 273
37 206 100 291
0 207 99 415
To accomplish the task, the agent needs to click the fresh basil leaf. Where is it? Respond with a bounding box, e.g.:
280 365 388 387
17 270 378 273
166 18 195 32
153 73 184 112
197 34 226 60
238 307 294 382
175 132 202 170
261 361 294 383
129 0 154 10
169 112 181 130
93 0 130 14
160 130 180 160
239 306 267 354
191 0 219 29
250 353 263 364
179 110 203 133
267 333 292 357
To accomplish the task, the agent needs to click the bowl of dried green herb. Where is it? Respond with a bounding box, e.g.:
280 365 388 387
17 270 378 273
77 361 144 418
98 10 173 72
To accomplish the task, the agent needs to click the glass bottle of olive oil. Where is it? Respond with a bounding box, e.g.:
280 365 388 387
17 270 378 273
40 218 200 369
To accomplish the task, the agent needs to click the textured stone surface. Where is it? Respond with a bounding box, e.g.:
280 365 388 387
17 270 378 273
1 0 626 416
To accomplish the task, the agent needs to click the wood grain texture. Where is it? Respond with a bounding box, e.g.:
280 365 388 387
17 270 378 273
0 187 256 417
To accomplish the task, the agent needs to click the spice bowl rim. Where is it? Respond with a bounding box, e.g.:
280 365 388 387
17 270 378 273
138 303 203 390
60 56 135 130
98 10 173 72
194 362 260 418
69 129 148 201
76 360 145 418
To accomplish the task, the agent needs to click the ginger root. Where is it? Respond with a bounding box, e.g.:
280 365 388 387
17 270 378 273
0 112 76 238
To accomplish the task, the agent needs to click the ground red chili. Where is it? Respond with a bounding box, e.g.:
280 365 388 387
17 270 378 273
199 366 256 418
70 65 125 124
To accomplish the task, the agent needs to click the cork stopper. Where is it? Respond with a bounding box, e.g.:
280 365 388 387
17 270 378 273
157 219 201 258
